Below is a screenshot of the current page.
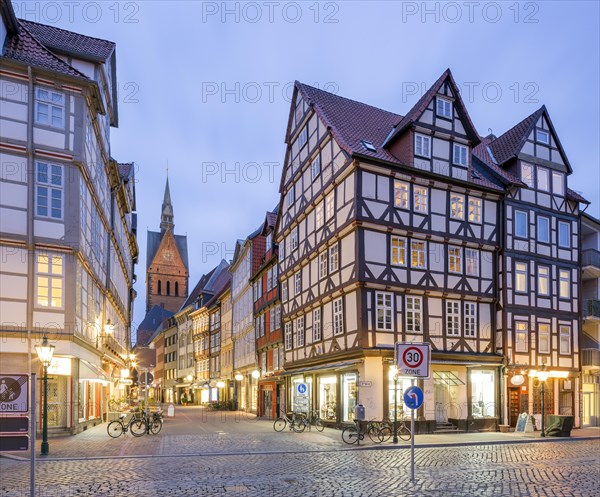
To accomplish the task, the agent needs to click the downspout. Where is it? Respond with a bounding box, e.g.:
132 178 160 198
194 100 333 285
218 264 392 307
497 188 507 426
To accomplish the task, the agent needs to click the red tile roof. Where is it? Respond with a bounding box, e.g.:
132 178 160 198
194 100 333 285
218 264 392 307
3 22 88 79
19 19 115 61
473 136 524 186
487 108 543 165
567 188 589 204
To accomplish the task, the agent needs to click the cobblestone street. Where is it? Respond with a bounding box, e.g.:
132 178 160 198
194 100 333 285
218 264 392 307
1 408 599 497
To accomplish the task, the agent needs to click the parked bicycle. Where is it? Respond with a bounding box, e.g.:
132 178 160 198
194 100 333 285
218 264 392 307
380 419 411 442
107 411 146 438
273 411 306 433
296 410 325 432
341 419 382 445
142 408 164 435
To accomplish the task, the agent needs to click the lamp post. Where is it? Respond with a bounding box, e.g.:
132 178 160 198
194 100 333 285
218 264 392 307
390 365 399 444
538 365 549 438
35 335 55 456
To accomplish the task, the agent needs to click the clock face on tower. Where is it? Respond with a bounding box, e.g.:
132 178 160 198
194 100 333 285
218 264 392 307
163 250 173 262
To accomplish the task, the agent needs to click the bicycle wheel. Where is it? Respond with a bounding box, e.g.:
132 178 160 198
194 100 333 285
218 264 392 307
273 418 286 432
130 418 147 437
367 423 382 444
292 418 306 433
341 425 359 444
379 424 393 443
398 424 411 441
314 418 325 432
150 418 163 435
107 421 124 438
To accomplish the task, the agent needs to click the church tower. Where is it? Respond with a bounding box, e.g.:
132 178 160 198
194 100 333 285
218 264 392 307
145 177 189 313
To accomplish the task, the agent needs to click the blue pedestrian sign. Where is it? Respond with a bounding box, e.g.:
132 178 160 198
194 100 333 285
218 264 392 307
296 383 308 396
403 386 424 410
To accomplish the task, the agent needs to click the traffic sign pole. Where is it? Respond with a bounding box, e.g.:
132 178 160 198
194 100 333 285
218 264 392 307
30 373 36 497
410 378 415 483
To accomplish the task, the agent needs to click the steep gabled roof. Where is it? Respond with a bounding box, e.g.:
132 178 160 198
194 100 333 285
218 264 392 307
488 107 544 165
473 136 524 186
383 69 481 147
181 268 216 310
146 230 188 270
19 19 115 61
567 188 589 204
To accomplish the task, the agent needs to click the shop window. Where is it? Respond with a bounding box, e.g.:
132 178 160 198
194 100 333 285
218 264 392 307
318 376 337 421
470 370 496 418
342 373 357 422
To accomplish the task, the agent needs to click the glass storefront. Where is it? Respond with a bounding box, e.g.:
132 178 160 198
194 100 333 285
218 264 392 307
318 375 337 421
388 370 413 420
341 373 357 422
470 370 496 418
291 375 312 414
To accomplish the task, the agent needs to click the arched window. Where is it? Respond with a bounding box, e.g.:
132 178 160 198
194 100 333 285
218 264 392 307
175 281 179 296
157 280 162 295
166 281 171 296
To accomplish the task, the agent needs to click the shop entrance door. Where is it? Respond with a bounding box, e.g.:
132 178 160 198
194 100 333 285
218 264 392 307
435 382 449 423
47 376 68 429
509 388 521 427
262 389 273 419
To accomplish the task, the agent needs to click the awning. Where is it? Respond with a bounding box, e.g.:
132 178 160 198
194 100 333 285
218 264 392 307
285 359 363 375
79 359 112 383
175 383 192 388
433 371 465 386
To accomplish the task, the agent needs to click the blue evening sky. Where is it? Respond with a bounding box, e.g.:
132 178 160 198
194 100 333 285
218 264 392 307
14 1 600 329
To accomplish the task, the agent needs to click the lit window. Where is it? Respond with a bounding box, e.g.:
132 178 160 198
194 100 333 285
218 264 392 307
391 236 406 266
464 302 477 338
537 167 549 191
521 163 534 187
515 322 528 352
453 144 468 166
325 191 335 221
515 210 528 238
36 254 63 308
394 181 410 210
36 162 63 219
405 296 422 333
311 155 321 180
465 249 479 276
375 292 393 331
436 97 452 118
411 240 426 269
316 202 324 229
448 246 462 274
468 198 482 223
552 172 564 195
559 325 571 354
538 266 550 296
536 129 550 145
329 244 339 272
415 134 431 158
450 194 465 220
538 324 550 354
446 301 460 336
413 187 428 214
35 87 65 128
537 216 550 243
515 262 528 292
559 269 570 299
333 298 344 335
313 308 322 342
558 221 570 248
319 251 328 279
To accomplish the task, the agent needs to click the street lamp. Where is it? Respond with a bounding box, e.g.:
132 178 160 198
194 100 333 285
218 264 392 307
390 365 399 444
35 335 55 456
538 365 549 438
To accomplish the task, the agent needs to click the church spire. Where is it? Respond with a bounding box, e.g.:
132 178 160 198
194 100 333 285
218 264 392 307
160 176 174 232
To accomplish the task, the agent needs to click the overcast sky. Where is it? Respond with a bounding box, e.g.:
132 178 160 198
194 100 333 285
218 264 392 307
15 0 600 329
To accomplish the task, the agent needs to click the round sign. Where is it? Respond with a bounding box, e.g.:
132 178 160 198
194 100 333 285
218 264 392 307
402 347 424 368
139 372 154 385
297 383 308 395
403 386 424 410
510 374 525 386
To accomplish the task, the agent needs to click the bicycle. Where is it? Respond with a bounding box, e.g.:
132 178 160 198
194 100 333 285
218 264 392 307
296 410 325 432
107 411 147 438
142 408 164 435
341 419 381 445
273 411 306 433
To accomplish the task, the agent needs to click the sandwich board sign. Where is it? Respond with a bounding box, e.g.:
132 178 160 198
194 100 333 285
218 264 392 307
395 342 431 378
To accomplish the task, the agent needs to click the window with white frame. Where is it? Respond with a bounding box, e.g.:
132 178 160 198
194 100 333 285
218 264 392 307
35 87 65 128
319 251 328 279
273 346 279 371
558 221 570 248
538 323 550 354
313 308 322 342
515 262 528 292
284 322 293 350
325 191 335 221
291 227 299 250
375 292 393 331
559 325 571 354
279 237 286 259
552 171 564 195
537 216 550 243
515 322 528 352
391 236 406 266
559 269 570 299
538 266 550 296
465 248 479 276
453 144 468 166
333 298 344 335
468 197 482 223
464 302 477 337
316 201 324 229
521 163 534 188
269 308 275 333
274 306 281 330
515 210 528 238
411 240 426 268
281 280 288 301
394 181 410 209
311 155 321 180
298 126 308 148
537 167 549 191
450 194 465 220
287 186 295 206
294 271 301 295
415 134 431 158
329 244 339 272
36 254 63 308
448 246 462 274
36 162 63 219
436 97 452 118
413 186 429 214
536 129 550 145
446 301 461 336
296 316 305 347
405 296 422 333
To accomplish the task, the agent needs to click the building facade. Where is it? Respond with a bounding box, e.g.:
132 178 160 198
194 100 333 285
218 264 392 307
0 3 137 433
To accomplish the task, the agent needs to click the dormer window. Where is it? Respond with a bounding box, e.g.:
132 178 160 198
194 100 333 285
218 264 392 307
536 129 550 145
537 167 549 191
436 97 452 119
552 171 564 195
453 144 468 166
361 140 377 152
415 134 431 158
521 163 534 187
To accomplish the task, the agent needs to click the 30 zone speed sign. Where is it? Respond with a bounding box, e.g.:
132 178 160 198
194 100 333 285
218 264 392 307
395 342 431 378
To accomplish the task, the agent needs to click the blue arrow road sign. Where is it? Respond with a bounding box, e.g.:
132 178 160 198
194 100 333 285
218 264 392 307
403 386 424 410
